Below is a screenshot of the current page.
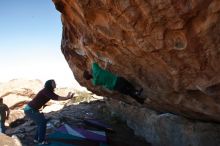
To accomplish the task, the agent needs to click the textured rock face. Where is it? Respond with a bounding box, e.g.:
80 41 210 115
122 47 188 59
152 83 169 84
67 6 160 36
106 98 220 146
52 0 220 122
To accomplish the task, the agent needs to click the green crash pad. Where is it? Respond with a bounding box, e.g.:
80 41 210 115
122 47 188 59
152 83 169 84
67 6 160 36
38 132 108 146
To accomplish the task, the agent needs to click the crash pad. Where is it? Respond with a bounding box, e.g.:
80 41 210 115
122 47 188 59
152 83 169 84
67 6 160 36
47 132 107 146
57 124 107 142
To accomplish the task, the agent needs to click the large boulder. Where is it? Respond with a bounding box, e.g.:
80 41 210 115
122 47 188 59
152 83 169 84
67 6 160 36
106 98 220 146
52 0 220 122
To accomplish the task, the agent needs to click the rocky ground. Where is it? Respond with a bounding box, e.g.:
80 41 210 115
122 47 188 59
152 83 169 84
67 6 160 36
5 100 151 146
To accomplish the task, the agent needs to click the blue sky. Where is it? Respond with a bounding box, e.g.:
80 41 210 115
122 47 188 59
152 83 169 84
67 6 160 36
0 0 80 88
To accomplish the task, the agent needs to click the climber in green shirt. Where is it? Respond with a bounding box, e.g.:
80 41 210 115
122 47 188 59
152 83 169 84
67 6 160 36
83 62 144 104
